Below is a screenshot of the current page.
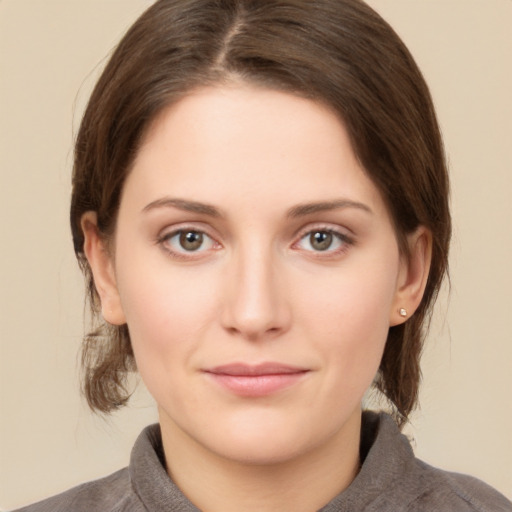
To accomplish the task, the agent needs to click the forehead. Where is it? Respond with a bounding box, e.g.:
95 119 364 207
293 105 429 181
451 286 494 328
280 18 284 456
125 84 387 217
139 84 344 159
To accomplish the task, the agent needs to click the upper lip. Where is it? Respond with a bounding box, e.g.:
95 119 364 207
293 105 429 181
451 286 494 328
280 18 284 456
204 363 309 376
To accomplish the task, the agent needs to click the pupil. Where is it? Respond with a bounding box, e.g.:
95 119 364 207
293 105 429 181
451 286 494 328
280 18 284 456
180 231 203 251
311 231 332 251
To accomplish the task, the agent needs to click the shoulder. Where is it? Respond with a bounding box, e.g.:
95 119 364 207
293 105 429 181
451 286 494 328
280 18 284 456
350 412 512 512
11 423 195 512
406 460 512 512
11 467 144 512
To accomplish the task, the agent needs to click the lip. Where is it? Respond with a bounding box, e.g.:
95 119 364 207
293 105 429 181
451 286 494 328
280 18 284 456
203 363 310 397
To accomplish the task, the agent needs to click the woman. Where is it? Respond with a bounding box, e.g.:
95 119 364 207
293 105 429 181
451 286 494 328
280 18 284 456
14 0 511 510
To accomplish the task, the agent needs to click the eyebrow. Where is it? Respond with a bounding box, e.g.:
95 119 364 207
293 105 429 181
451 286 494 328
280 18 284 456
286 199 373 217
141 197 372 218
142 197 221 217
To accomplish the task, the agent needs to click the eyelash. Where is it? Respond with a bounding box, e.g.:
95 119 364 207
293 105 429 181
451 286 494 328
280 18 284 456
156 225 354 260
293 226 354 258
156 227 220 260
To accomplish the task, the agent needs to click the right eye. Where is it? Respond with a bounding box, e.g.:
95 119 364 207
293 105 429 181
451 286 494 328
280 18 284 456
159 229 218 256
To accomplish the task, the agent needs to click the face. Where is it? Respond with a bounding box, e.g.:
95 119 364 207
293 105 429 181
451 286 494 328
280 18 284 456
91 85 414 465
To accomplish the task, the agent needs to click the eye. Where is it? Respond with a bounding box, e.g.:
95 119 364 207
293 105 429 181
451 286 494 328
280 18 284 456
295 229 352 254
160 229 217 255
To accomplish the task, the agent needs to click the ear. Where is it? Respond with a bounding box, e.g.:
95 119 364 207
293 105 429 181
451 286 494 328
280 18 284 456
81 212 126 326
390 226 432 326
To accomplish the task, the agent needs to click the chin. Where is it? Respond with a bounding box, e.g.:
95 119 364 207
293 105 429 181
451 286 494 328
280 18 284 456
210 433 310 466
194 411 349 467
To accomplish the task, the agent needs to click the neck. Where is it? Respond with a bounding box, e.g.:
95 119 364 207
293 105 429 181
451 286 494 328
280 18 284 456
159 410 362 512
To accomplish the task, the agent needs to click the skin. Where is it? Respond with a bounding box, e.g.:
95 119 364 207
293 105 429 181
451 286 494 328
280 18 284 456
83 84 431 512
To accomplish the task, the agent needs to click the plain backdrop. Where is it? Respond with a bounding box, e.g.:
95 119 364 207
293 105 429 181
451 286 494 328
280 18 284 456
1 0 511 509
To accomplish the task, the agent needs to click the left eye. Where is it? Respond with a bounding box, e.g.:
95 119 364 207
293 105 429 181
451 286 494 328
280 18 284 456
162 230 216 253
296 230 347 252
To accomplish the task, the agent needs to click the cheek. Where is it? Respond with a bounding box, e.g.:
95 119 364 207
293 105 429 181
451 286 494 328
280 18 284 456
299 248 399 384
117 271 211 414
114 249 221 380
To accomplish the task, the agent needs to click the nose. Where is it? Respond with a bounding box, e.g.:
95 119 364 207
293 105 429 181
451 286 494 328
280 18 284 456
221 245 292 341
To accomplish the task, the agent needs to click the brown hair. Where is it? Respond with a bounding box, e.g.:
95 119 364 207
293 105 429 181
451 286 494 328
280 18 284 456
71 0 451 425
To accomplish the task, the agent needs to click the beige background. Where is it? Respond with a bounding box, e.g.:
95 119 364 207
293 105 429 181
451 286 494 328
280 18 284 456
1 0 511 509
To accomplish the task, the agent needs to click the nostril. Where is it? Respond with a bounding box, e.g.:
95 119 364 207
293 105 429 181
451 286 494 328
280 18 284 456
224 323 284 342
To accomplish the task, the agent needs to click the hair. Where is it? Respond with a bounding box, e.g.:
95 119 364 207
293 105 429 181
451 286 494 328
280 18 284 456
71 0 451 426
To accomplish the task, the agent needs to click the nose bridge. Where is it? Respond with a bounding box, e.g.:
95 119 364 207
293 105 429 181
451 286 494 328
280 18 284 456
222 237 289 339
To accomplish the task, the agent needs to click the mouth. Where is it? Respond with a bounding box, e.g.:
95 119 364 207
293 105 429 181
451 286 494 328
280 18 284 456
202 363 310 397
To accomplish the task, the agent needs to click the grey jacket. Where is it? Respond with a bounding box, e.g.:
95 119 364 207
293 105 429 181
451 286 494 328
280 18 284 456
13 412 512 511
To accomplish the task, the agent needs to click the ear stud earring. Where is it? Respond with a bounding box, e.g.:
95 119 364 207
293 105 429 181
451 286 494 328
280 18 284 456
399 308 407 317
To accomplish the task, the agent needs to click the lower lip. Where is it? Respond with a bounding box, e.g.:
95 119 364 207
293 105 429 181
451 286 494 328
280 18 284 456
205 372 308 397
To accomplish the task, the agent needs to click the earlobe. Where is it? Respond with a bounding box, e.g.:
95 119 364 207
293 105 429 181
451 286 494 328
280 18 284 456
81 212 126 326
390 226 432 326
